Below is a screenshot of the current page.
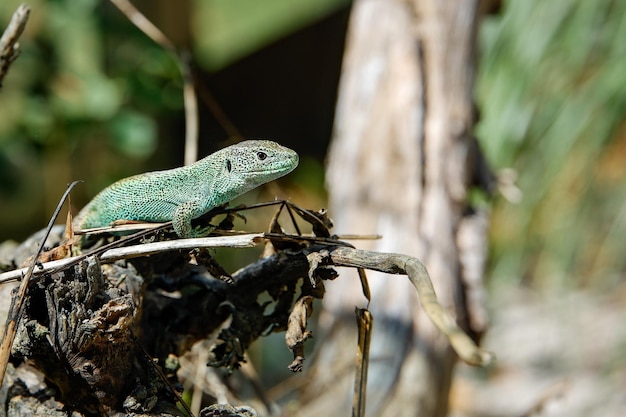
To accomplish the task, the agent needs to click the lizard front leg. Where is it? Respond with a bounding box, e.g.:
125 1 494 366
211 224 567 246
172 200 210 238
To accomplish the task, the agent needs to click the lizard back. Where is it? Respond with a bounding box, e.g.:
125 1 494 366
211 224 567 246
76 140 299 237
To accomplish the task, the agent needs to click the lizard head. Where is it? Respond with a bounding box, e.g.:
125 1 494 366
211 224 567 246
209 140 299 202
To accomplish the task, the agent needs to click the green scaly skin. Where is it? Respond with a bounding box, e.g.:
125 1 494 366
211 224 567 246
75 140 299 238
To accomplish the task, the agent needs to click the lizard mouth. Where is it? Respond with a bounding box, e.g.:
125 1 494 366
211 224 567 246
244 155 299 175
248 165 297 175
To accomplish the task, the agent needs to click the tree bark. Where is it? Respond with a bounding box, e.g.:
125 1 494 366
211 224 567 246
301 0 493 416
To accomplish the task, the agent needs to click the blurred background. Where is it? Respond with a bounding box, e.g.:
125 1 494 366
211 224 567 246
1 0 625 416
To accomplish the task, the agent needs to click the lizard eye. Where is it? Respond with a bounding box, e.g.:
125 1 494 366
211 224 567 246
226 159 232 172
257 152 267 161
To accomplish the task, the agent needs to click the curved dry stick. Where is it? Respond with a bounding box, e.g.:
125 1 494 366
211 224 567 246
326 246 495 366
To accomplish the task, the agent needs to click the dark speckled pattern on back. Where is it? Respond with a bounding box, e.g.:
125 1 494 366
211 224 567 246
76 140 299 237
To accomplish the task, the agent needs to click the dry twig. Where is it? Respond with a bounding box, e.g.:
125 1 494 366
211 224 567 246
109 0 199 164
0 3 30 87
0 181 80 387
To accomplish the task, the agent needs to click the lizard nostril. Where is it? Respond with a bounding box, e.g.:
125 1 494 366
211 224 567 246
226 159 232 172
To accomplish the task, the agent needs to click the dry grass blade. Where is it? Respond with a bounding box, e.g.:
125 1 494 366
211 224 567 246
108 0 198 164
109 0 175 52
0 180 80 386
352 308 373 417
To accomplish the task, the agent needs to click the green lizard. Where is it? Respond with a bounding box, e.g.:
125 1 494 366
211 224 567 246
75 140 299 239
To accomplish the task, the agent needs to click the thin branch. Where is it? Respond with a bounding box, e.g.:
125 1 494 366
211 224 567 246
108 0 244 161
0 234 264 283
0 230 378 284
109 0 175 53
0 3 31 87
0 180 81 386
181 51 199 165
326 246 495 366
109 0 199 164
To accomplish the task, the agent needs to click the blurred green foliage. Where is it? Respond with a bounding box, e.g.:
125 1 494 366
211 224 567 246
477 0 626 289
0 0 184 241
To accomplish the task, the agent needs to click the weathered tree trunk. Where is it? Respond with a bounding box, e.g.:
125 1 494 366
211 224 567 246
300 0 492 416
